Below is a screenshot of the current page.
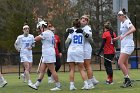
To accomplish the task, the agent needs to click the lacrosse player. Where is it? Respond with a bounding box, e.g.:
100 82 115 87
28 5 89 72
98 21 116 84
47 24 62 84
65 18 90 90
79 15 99 87
114 8 136 88
14 25 35 86
29 20 61 91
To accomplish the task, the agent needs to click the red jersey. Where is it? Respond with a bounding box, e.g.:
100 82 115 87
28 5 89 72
102 31 116 54
54 35 61 56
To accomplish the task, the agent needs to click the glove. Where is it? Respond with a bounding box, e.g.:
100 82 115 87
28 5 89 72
75 29 83 33
66 28 74 34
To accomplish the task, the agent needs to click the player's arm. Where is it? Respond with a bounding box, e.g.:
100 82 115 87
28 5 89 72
27 36 35 50
65 38 71 49
31 36 35 47
75 28 92 39
83 31 92 39
97 38 106 55
14 37 21 52
34 35 42 42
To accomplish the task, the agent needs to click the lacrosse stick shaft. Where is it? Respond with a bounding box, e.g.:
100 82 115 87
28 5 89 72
99 55 115 64
37 56 42 73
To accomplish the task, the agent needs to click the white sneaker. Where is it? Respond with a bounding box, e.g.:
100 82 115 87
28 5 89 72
28 84 38 90
88 84 95 89
0 80 7 88
21 74 26 83
92 77 99 85
70 85 77 90
50 87 61 91
81 85 89 90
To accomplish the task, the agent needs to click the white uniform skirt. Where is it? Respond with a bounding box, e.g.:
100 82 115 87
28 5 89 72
20 55 33 63
84 46 92 59
41 48 56 63
121 46 134 55
67 49 84 63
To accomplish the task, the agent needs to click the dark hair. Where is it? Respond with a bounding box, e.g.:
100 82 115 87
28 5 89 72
122 8 127 15
72 18 81 28
104 21 114 38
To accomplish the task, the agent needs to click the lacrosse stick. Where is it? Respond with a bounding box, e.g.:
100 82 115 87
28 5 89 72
94 53 115 64
36 56 42 73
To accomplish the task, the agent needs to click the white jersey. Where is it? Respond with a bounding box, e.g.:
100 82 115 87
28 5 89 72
120 19 134 47
82 25 92 59
67 28 85 62
39 30 56 63
15 34 34 57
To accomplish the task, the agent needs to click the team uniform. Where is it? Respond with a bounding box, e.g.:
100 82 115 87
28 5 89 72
102 31 116 55
47 34 62 83
15 34 34 62
102 30 116 84
120 19 134 55
82 25 92 59
67 27 84 63
39 30 56 63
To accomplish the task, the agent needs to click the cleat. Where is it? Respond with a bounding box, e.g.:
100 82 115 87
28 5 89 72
28 84 38 90
88 84 95 89
0 80 7 88
92 77 99 85
120 78 132 88
106 80 114 85
70 85 77 90
50 87 61 91
81 85 89 90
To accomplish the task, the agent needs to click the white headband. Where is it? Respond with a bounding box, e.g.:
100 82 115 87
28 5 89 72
118 11 124 15
23 25 29 29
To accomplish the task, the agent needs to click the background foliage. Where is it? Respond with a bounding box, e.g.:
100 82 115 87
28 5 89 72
0 0 140 53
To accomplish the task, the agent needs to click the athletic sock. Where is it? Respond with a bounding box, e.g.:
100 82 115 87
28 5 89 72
84 80 88 86
55 82 61 88
70 82 74 86
0 76 5 81
124 75 130 79
35 79 42 87
28 80 32 84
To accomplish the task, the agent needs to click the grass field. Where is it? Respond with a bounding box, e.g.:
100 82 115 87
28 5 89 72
1 69 140 93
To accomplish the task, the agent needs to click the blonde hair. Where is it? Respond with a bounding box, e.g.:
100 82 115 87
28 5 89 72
81 15 90 21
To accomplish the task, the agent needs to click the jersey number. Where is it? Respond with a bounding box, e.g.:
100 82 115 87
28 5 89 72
73 35 83 44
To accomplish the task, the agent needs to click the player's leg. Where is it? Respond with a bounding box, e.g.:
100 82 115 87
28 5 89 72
104 54 114 84
47 68 54 83
21 66 26 83
118 53 132 88
0 72 7 88
23 62 32 85
124 58 129 74
29 63 47 90
46 63 61 91
55 55 61 72
77 63 90 90
35 63 47 86
84 59 99 85
47 55 61 83
69 62 77 90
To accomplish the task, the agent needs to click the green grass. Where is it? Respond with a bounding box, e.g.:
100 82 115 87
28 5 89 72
1 69 140 93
